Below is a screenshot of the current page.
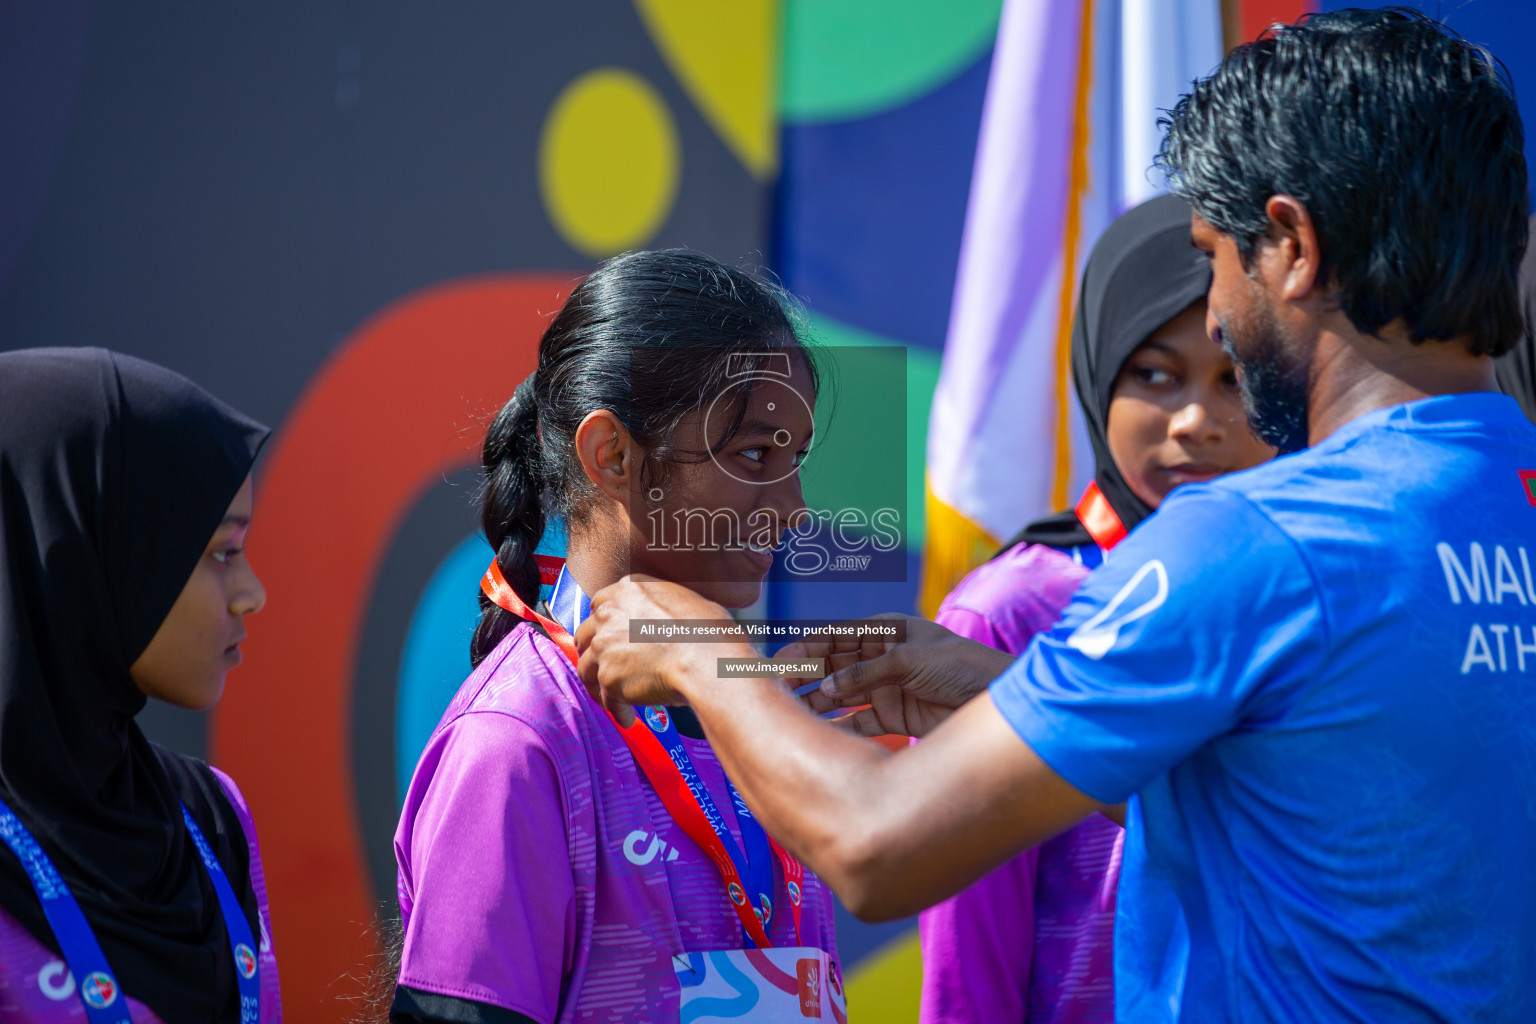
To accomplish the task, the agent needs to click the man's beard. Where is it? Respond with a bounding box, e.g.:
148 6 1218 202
1218 302 1311 455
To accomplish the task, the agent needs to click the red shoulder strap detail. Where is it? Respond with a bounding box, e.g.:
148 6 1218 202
1074 481 1128 551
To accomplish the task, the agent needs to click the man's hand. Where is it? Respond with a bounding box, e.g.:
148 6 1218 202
818 683 960 739
778 614 1017 738
574 575 754 724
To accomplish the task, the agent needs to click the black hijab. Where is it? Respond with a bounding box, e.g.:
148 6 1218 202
1011 193 1211 550
0 348 268 1022
1494 213 1536 423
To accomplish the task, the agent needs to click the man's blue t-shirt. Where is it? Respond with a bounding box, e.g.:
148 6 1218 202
991 393 1536 1022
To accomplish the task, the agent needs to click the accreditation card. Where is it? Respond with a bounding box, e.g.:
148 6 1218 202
674 947 846 1022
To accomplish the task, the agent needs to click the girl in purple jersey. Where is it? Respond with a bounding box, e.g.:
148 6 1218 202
917 195 1273 1024
0 349 281 1023
391 251 840 1024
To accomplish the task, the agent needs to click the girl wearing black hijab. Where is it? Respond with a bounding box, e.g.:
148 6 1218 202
0 349 280 1022
917 195 1274 1024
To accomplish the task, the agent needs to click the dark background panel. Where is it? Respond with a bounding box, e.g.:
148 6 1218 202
352 469 481 915
0 1 765 434
0 0 769 765
773 51 990 352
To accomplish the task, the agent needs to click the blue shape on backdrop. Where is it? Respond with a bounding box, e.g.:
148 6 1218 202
395 521 567 805
774 52 992 352
1317 0 1535 205
395 533 488 805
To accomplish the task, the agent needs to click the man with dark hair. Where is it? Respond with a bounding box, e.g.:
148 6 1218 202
1157 5 1529 450
577 9 1536 1021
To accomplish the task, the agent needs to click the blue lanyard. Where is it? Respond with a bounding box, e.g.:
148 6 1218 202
0 795 260 1024
549 568 779 938
179 806 261 1023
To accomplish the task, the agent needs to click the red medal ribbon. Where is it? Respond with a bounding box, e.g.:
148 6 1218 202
767 835 804 943
482 557 579 662
481 557 803 948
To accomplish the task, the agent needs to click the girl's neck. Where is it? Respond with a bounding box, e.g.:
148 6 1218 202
561 535 626 600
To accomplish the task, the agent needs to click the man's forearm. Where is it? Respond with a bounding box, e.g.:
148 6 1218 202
670 648 1104 920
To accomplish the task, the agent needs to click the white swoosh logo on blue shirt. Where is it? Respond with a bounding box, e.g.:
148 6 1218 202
1066 559 1169 660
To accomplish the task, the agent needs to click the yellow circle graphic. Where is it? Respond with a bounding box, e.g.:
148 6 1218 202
539 68 681 257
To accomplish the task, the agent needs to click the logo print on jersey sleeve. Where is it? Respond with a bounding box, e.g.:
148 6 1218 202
37 961 74 1001
622 828 680 865
1066 559 1169 660
80 972 118 1009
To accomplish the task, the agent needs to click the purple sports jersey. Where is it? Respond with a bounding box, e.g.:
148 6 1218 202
0 768 283 1023
919 542 1121 1024
394 622 839 1023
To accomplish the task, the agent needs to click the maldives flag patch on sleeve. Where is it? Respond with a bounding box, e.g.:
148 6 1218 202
1521 470 1536 506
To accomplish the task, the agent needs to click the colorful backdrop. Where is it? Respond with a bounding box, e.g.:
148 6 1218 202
1 1 1533 1022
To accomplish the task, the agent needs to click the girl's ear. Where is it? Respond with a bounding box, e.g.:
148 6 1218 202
574 409 641 506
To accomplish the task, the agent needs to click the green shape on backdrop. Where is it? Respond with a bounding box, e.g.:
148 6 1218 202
780 0 1003 122
797 312 940 546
